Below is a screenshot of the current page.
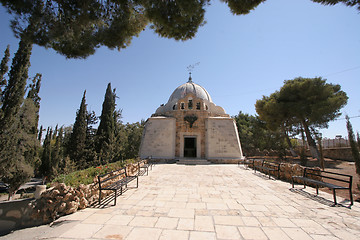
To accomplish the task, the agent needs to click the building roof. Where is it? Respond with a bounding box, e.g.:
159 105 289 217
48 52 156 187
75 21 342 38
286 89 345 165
167 77 213 104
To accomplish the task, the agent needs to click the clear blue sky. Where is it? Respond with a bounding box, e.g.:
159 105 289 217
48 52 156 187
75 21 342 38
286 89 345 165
0 0 359 139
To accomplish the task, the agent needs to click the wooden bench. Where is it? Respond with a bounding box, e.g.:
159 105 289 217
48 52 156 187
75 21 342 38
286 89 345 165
292 168 353 206
254 160 280 179
98 167 138 205
238 158 255 169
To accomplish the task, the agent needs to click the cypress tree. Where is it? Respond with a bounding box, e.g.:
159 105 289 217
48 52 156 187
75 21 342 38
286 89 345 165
38 125 43 142
346 115 360 175
26 73 41 134
40 127 52 180
51 126 63 176
96 83 116 164
0 45 10 99
84 110 98 167
0 39 34 199
68 91 87 168
1 39 32 126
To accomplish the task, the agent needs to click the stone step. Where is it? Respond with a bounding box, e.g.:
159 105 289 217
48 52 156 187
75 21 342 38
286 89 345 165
176 159 211 165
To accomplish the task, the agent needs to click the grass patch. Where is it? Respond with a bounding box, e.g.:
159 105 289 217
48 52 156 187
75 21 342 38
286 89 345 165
50 159 136 187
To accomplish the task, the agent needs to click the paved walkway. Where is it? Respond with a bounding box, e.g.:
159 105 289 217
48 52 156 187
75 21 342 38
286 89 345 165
2 164 360 240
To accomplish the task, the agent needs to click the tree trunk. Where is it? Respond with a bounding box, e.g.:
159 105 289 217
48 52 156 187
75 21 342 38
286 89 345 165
283 127 297 157
302 120 321 165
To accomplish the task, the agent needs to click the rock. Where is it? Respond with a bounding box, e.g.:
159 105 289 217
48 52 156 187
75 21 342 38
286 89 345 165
49 189 60 199
65 201 79 215
79 197 88 209
63 192 73 202
58 202 66 213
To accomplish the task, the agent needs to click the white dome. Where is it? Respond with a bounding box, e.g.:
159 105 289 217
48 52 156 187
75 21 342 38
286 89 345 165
155 78 226 115
168 79 212 103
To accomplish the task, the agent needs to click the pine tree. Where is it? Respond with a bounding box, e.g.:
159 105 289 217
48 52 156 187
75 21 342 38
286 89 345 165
346 115 360 175
68 91 87 169
96 83 116 164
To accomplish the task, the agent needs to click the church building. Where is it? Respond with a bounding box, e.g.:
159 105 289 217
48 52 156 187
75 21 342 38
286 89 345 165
139 76 244 163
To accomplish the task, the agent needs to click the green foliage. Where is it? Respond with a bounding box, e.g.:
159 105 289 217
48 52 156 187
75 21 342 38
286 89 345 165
51 160 129 187
96 83 116 164
311 0 360 11
26 73 41 134
40 127 52 178
233 111 286 156
220 0 266 14
2 0 358 59
0 45 10 99
0 40 41 199
346 115 360 175
256 77 348 163
68 91 88 168
144 0 208 41
123 121 145 159
1 39 32 124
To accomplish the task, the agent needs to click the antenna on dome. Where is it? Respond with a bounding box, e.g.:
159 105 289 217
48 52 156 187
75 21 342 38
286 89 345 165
187 62 200 83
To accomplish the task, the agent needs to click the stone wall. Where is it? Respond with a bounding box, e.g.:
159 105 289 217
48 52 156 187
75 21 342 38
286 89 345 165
305 147 353 161
0 198 42 236
0 162 142 236
206 118 243 159
139 117 176 159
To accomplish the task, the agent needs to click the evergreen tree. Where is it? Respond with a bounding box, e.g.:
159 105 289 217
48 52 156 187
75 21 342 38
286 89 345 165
84 110 98 167
1 39 32 125
40 127 52 180
26 73 41 134
38 125 43 142
0 45 10 99
123 121 145 159
51 126 63 176
97 83 116 164
1 0 358 59
0 39 35 199
256 77 348 165
68 91 87 168
346 115 360 175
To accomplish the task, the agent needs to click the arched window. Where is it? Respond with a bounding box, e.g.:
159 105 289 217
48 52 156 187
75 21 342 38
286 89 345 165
205 105 208 110
173 105 176 110
196 102 201 110
181 102 185 110
188 99 193 109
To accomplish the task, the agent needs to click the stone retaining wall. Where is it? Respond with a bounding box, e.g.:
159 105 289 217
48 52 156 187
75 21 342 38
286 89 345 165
305 147 353 161
0 162 142 236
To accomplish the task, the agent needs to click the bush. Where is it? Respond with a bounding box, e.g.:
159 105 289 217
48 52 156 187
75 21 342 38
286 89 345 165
50 159 135 187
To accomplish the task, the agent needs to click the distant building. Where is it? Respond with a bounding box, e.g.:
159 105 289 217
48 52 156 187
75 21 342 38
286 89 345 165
139 76 244 163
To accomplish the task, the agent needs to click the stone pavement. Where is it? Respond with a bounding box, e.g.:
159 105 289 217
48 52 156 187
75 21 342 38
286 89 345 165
2 164 360 240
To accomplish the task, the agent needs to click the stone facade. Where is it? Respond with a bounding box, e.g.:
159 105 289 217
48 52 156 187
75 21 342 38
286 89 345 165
140 79 244 162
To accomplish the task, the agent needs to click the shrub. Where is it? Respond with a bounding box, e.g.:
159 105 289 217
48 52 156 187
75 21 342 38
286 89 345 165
50 159 135 187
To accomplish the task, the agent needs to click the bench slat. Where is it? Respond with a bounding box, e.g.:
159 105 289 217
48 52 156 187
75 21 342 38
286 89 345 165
292 176 349 189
